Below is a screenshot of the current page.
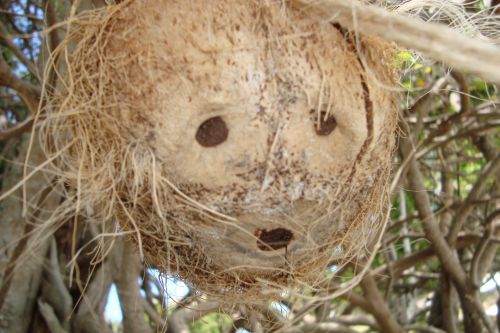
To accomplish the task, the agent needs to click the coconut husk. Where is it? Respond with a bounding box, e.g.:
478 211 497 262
39 0 400 302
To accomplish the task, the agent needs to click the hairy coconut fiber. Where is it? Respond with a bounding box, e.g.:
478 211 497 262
39 0 399 300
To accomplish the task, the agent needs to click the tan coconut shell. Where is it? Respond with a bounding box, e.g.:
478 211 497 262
40 0 399 301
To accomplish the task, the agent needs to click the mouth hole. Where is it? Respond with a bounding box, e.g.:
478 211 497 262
256 228 293 251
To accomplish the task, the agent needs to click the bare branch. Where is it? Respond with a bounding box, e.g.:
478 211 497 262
447 155 500 245
73 263 113 333
405 324 446 333
0 117 34 142
0 184 54 311
331 315 379 330
40 238 73 331
339 291 372 314
399 128 496 332
374 235 480 280
0 20 40 78
166 301 219 333
37 299 69 333
400 135 468 289
359 273 404 333
0 56 40 113
471 209 500 286
0 9 43 21
282 321 359 333
42 0 61 55
114 242 152 333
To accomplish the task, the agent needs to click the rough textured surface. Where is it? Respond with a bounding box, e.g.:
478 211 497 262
41 0 398 300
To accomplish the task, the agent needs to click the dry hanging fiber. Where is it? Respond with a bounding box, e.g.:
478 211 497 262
34 0 499 301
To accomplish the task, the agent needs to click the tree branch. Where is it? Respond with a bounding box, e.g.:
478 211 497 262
41 237 73 331
359 273 404 333
0 20 40 78
0 55 41 113
166 301 219 333
42 0 62 56
0 184 54 311
447 155 500 245
114 241 152 333
37 299 69 333
73 263 113 333
0 117 34 142
282 321 358 333
399 126 495 332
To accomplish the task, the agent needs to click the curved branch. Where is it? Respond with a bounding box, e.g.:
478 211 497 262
38 299 69 333
359 273 404 333
0 56 41 113
0 21 40 78
114 242 152 333
0 117 34 142
447 155 500 245
166 301 219 333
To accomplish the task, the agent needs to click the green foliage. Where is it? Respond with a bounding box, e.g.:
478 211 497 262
189 313 232 333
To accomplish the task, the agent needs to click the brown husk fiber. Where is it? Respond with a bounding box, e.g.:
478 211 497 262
39 0 399 301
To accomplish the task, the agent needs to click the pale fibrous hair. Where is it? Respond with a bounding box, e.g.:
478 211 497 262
2 0 498 303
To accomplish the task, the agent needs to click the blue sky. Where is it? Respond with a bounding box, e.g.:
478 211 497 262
104 269 190 323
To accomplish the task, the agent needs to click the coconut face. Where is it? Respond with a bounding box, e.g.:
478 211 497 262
47 0 398 298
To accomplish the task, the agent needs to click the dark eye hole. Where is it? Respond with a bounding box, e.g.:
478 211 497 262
195 116 229 147
310 109 337 136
